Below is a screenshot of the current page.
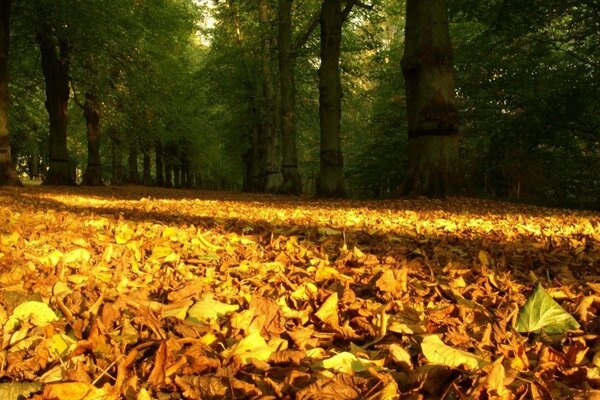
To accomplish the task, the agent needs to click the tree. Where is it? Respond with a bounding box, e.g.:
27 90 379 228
81 93 103 185
37 22 75 185
258 0 281 192
0 0 21 186
316 0 346 197
399 0 459 197
316 0 371 198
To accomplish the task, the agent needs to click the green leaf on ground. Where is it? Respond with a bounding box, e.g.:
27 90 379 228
515 283 580 335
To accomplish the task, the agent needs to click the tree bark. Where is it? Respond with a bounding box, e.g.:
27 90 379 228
400 0 459 198
259 0 282 192
38 28 75 185
317 0 345 198
0 0 20 186
278 0 302 194
82 93 103 186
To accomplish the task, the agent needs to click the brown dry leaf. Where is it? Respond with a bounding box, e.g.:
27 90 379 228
1 186 599 400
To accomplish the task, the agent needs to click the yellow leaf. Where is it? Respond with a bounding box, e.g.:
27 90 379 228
315 292 339 327
291 282 318 302
421 335 489 370
48 333 76 358
313 352 384 374
200 332 218 346
478 250 491 267
389 343 412 367
115 223 134 244
222 330 272 364
0 232 20 246
486 359 508 397
5 301 59 333
187 295 239 323
43 382 116 400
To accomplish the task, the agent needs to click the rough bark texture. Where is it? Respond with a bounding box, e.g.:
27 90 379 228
82 94 104 186
38 28 75 185
0 0 20 186
400 0 460 198
278 0 302 194
259 0 282 192
316 0 345 198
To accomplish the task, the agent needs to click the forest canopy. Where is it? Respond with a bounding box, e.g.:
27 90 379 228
0 0 598 209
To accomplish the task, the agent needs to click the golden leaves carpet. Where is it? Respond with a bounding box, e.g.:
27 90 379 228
0 185 599 400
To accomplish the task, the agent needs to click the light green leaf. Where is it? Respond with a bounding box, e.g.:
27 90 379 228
187 295 239 324
0 382 42 400
421 335 488 370
4 301 59 333
515 284 580 335
312 352 384 374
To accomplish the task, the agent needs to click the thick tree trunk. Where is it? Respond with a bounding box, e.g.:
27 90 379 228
128 142 139 184
155 141 164 186
82 93 103 186
317 0 345 198
142 150 152 185
38 29 74 185
259 0 282 192
278 0 302 194
400 0 459 198
0 0 20 186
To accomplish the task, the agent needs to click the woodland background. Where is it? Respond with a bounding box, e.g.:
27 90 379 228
0 0 598 209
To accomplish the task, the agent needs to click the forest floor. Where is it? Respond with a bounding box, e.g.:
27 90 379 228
0 185 599 400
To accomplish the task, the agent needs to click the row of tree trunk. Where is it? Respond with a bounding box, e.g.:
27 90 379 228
1 0 460 198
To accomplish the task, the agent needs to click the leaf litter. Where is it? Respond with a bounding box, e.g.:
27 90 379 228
0 185 599 399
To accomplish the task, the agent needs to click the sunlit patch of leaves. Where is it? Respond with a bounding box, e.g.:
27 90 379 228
0 186 599 399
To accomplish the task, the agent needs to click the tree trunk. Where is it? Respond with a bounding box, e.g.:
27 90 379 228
82 93 103 186
38 29 74 185
278 0 302 194
155 141 164 186
316 0 345 198
400 0 459 198
128 142 139 184
259 0 282 192
142 150 152 185
0 0 20 186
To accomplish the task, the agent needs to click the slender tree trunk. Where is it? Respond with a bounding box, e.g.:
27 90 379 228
155 141 164 186
128 142 139 184
317 0 345 197
259 0 282 192
0 0 20 186
278 0 302 194
400 0 459 198
142 150 152 185
38 29 74 185
82 93 103 186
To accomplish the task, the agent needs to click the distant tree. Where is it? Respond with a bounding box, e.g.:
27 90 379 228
399 0 459 198
0 0 21 186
